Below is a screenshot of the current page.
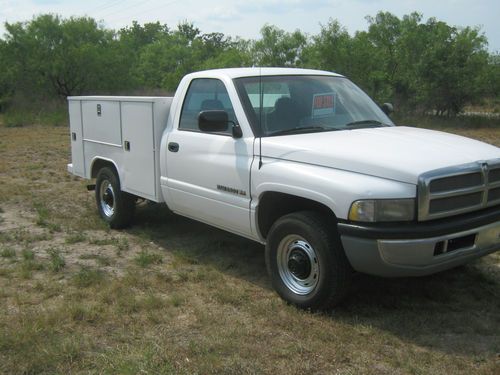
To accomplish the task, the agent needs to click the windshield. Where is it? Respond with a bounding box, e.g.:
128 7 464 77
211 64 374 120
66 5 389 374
234 75 394 136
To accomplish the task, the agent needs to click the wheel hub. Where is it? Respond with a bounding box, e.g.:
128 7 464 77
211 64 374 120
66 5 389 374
99 180 115 217
103 187 114 207
288 249 311 279
277 236 320 295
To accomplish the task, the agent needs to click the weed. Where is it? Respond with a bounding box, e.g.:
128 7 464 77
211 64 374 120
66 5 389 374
0 232 12 243
19 259 44 279
135 250 162 267
21 249 35 261
88 237 116 246
0 267 13 277
213 287 249 307
169 293 185 307
79 253 113 266
33 202 49 227
65 232 86 244
115 238 130 253
10 229 52 244
0 247 16 258
72 267 106 288
47 248 65 272
68 303 100 323
142 293 166 311
33 202 61 232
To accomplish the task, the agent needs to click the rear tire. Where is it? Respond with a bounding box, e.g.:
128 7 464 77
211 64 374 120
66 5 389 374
265 211 352 310
95 167 135 229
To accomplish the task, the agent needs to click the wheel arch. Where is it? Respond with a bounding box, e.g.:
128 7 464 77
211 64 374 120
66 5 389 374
256 190 339 240
90 157 120 181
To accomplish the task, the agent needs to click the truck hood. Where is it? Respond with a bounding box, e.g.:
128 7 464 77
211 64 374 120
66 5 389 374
260 126 500 184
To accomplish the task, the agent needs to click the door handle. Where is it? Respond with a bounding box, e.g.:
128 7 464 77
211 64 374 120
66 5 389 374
168 142 179 152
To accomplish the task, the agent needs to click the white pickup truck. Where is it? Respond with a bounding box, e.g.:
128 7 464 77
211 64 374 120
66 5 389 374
68 67 500 308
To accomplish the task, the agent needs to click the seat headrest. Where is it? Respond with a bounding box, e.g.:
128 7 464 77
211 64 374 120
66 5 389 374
201 99 224 110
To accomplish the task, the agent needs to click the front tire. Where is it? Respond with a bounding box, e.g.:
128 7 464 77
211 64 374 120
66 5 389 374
265 211 352 310
95 167 135 229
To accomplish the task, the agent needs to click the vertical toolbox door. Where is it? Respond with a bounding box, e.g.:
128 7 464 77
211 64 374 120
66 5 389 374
68 100 85 177
121 101 156 199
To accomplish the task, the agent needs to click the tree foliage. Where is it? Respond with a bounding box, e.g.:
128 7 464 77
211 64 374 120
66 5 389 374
0 12 496 115
252 25 307 67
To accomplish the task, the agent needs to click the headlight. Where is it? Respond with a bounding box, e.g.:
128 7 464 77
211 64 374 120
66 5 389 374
348 199 415 222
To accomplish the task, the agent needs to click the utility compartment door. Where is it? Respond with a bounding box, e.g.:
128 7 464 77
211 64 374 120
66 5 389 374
68 100 85 177
121 102 156 199
81 101 121 146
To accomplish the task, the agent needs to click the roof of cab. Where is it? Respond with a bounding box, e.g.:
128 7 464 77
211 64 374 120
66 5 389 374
185 67 343 80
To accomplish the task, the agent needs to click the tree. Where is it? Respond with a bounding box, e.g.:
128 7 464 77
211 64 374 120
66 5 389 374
0 40 16 110
252 25 307 66
303 19 351 74
136 23 252 90
3 15 122 97
417 20 489 115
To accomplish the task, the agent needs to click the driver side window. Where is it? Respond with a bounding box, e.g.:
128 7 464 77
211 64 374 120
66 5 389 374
179 78 236 135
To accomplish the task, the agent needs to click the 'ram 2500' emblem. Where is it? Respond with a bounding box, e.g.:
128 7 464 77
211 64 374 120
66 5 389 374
217 185 247 196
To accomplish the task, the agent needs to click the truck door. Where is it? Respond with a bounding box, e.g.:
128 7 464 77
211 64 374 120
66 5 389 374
165 78 254 238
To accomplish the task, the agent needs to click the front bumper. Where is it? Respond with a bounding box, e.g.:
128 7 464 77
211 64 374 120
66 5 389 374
338 207 500 277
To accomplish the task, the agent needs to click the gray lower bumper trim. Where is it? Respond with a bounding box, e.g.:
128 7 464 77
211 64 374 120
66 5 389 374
341 220 500 277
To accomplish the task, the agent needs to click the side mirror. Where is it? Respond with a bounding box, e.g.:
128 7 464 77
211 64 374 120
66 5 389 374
198 110 242 138
381 103 394 116
198 110 229 133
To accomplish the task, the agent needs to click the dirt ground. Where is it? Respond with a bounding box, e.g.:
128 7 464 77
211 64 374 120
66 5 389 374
0 124 499 374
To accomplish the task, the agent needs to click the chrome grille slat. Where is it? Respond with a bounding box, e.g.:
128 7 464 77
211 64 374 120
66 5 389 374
488 181 500 188
418 159 500 221
429 172 483 193
429 186 486 199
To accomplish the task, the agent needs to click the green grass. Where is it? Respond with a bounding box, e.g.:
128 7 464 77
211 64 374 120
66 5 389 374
72 267 106 288
18 258 44 279
21 249 35 261
65 232 87 244
34 202 62 232
0 248 16 258
1 107 68 128
79 253 113 266
134 250 163 267
47 248 65 272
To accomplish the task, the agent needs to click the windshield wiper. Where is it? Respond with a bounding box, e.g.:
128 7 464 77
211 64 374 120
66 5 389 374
344 120 390 128
269 126 330 136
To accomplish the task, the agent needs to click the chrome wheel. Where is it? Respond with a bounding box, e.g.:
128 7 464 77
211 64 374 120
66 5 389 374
277 235 320 295
99 179 115 218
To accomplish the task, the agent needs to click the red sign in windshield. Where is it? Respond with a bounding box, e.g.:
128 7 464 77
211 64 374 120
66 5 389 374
312 93 335 118
314 94 334 109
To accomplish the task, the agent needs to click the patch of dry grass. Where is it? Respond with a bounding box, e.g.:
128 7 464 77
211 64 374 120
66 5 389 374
0 122 499 374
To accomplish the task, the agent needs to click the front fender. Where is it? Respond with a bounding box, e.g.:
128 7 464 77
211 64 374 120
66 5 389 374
251 158 417 220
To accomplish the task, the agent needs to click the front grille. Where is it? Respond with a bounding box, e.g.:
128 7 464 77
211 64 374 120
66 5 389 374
418 159 500 221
